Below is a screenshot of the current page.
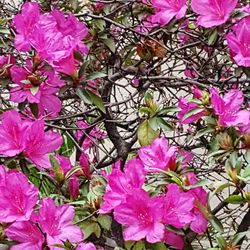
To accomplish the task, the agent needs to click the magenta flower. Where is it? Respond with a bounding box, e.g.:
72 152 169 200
0 169 38 223
79 152 91 179
227 16 250 67
99 159 145 214
185 173 208 234
163 184 194 228
76 243 97 250
0 110 28 157
114 189 165 243
191 0 238 28
0 110 62 168
24 120 62 169
34 197 83 249
53 155 81 199
12 2 40 51
178 97 206 124
138 137 177 172
210 87 250 127
10 63 62 116
76 121 106 151
163 229 184 250
12 2 89 75
150 0 187 26
5 221 44 250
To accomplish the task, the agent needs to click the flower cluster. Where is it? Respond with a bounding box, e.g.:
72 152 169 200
12 2 89 75
177 86 250 134
100 138 208 249
0 110 62 168
0 165 91 250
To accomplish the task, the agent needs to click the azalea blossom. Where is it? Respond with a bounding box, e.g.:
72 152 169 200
185 173 208 234
138 137 177 172
0 110 29 157
10 62 62 116
76 120 106 151
12 2 89 75
227 16 250 67
33 197 83 250
76 243 97 250
114 189 165 243
0 168 38 223
210 87 250 127
0 110 62 168
178 97 206 124
163 184 194 228
191 0 238 28
23 120 62 169
150 0 187 26
163 229 184 250
5 221 44 250
99 159 145 213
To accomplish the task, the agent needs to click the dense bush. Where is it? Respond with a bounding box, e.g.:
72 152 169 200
0 0 250 249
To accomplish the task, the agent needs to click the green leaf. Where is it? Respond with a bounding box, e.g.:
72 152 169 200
101 38 116 53
85 89 106 113
195 127 214 139
215 234 227 249
95 19 106 31
86 71 107 81
97 214 112 230
30 86 39 95
242 164 250 178
208 150 227 158
182 108 204 123
79 221 101 239
125 241 135 250
232 232 247 246
224 195 246 204
138 120 160 146
133 241 145 250
76 88 106 113
148 242 168 250
208 29 218 46
157 106 180 115
157 118 173 131
76 88 92 104
210 216 224 233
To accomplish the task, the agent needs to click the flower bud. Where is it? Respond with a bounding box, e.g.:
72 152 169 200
218 133 233 150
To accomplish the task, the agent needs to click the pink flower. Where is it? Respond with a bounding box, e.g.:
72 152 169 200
5 221 44 250
76 243 97 250
178 97 206 124
185 173 208 234
114 189 165 243
12 2 40 51
34 197 83 249
0 110 28 157
79 152 91 179
76 121 106 151
12 3 89 75
24 120 62 169
163 184 194 228
138 137 177 172
226 16 250 67
99 159 145 214
164 229 184 250
0 110 63 168
0 169 38 223
150 0 187 26
210 87 250 127
10 63 62 116
191 0 238 28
